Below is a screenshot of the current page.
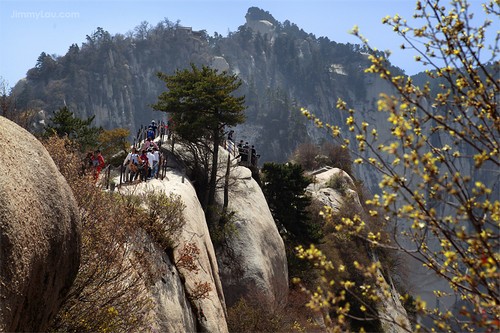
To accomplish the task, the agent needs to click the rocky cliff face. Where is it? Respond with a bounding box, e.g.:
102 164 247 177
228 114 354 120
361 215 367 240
13 8 432 206
306 167 411 332
0 118 410 332
215 163 289 311
117 150 288 332
112 142 411 331
119 172 229 333
0 116 80 332
9 6 474 322
130 230 198 333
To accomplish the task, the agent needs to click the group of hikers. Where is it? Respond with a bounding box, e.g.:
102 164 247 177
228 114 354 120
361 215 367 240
83 150 106 180
225 129 259 167
236 140 259 166
83 119 260 187
144 119 174 143
122 137 162 183
81 120 164 185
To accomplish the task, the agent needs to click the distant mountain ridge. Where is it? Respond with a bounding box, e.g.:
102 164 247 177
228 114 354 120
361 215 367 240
9 7 494 322
12 7 403 165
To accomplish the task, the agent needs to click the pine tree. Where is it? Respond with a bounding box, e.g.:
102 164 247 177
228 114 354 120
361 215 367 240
261 162 320 243
152 64 246 213
43 106 101 152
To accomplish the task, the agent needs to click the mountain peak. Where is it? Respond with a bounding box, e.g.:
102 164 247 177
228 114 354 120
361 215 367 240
245 7 278 26
244 7 276 36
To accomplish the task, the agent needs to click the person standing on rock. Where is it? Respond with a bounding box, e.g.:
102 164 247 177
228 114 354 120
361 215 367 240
138 149 149 181
152 147 160 178
143 137 158 151
149 120 158 138
241 142 249 164
146 148 155 179
251 145 257 166
123 146 139 182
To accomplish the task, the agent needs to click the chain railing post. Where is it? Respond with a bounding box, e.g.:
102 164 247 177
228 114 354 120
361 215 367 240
106 165 111 189
160 155 165 180
119 164 124 186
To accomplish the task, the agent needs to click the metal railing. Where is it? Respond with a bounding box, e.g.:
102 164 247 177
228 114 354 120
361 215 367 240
98 120 262 190
97 153 170 191
96 120 171 190
132 120 170 151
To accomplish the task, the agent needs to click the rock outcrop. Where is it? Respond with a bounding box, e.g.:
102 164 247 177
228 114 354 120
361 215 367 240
0 117 80 332
116 143 288 330
215 163 289 311
245 19 275 37
167 172 229 333
307 167 411 333
136 230 197 333
307 167 361 211
118 171 228 333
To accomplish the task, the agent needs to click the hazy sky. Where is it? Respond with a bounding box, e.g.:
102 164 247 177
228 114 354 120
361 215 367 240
0 0 492 88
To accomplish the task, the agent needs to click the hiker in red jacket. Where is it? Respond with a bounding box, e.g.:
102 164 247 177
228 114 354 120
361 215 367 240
93 149 105 180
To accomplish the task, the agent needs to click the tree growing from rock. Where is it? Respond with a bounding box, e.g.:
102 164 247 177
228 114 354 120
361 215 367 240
299 0 499 331
43 106 102 152
152 64 246 217
98 127 131 165
261 162 321 244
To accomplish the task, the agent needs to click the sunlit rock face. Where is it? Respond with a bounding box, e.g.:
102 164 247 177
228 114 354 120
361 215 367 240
245 18 275 37
117 140 289 330
0 116 80 332
215 164 289 311
118 171 229 333
307 167 411 333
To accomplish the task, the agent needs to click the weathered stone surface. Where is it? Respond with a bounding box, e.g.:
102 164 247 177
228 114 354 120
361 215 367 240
375 268 412 333
118 171 228 333
307 167 361 212
135 231 197 333
216 164 289 311
211 56 230 72
308 167 410 333
118 150 288 328
0 116 80 332
245 18 275 37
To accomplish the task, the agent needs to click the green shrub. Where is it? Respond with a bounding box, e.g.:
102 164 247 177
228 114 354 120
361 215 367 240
141 191 186 251
325 173 350 196
208 210 239 248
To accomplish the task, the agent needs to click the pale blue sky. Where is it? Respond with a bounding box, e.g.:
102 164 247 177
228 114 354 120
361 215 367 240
0 0 492 88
